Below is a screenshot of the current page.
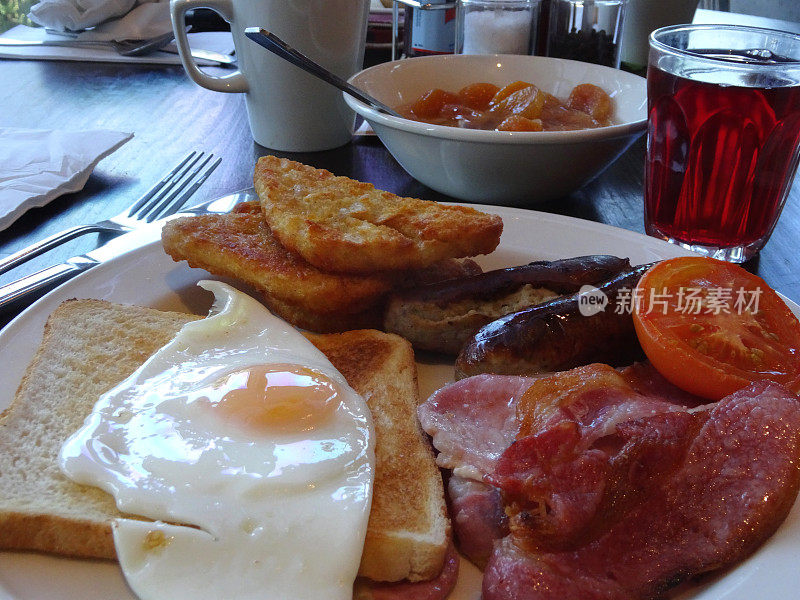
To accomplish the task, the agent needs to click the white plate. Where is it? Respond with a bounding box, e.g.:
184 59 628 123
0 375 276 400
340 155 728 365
1 197 798 600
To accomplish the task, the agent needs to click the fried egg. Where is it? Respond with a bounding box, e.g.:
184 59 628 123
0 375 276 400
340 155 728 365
59 281 374 600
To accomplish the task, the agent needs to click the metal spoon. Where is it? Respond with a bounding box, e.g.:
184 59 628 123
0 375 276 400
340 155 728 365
244 27 403 118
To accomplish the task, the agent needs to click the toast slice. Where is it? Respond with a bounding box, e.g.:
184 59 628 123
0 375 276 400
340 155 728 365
307 330 449 581
0 299 448 583
0 299 197 559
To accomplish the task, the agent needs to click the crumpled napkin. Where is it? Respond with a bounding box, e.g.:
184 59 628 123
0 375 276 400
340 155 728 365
28 0 171 41
0 128 132 231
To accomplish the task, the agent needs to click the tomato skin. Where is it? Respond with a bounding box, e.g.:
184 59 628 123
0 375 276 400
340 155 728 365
633 257 800 400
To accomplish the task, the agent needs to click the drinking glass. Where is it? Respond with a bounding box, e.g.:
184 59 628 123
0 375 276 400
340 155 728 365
645 24 800 262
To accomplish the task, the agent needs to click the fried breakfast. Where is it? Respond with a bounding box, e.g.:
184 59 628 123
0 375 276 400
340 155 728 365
0 286 453 599
3 145 800 600
254 155 503 274
397 82 613 132
158 158 800 600
385 255 631 355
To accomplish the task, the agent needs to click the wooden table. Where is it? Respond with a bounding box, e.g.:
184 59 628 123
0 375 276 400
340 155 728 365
0 53 798 331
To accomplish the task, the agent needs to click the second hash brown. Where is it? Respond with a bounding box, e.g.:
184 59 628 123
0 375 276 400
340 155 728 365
254 156 503 274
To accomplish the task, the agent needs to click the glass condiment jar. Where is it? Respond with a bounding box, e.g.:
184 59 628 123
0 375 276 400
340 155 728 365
546 0 627 67
456 0 542 55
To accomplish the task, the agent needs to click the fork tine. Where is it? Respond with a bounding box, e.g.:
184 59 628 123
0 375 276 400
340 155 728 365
146 156 222 222
127 152 196 217
133 152 205 219
144 153 219 223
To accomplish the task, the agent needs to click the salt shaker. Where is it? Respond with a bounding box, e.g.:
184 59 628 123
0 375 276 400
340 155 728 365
456 0 542 55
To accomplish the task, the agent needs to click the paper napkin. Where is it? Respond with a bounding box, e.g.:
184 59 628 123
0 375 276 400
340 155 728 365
28 0 171 39
0 127 132 232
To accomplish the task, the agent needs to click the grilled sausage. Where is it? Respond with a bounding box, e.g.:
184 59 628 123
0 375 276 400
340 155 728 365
384 255 631 355
455 264 652 378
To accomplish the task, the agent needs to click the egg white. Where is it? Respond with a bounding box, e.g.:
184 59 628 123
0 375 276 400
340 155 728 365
59 281 374 600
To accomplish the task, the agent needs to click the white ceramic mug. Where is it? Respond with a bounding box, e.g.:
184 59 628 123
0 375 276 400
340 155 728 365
170 0 370 151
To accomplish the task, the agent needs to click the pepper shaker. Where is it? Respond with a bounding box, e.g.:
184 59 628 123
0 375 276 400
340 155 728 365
546 0 627 67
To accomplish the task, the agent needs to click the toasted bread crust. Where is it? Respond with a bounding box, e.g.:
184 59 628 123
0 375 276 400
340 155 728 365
1 299 448 583
0 511 116 559
254 155 503 273
306 330 449 581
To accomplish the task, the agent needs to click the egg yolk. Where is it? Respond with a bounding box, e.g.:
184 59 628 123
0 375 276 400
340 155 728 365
201 364 342 433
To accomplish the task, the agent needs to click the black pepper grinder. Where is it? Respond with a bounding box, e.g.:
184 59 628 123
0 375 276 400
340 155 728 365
545 0 627 67
535 0 551 55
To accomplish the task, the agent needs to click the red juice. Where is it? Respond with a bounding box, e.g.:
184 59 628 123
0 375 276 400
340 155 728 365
645 60 800 251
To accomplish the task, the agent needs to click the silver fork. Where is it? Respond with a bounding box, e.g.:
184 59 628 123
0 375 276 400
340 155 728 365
19 29 177 57
0 152 221 277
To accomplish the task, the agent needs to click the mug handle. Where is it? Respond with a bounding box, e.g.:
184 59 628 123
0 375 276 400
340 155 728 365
170 0 248 93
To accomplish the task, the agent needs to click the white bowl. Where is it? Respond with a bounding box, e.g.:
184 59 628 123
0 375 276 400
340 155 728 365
345 54 647 205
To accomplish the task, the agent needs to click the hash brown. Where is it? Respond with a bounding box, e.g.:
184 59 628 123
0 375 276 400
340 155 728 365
254 155 503 274
161 204 394 315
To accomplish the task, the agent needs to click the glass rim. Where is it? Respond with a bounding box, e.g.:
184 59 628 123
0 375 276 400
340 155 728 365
649 23 800 68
